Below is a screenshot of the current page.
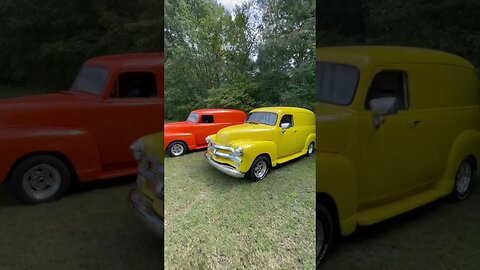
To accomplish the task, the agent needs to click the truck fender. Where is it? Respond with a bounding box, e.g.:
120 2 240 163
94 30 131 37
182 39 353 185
0 127 101 183
164 132 196 150
317 152 358 236
435 129 480 192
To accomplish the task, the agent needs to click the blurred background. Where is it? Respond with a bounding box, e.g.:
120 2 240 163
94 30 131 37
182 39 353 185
0 0 163 96
317 0 480 67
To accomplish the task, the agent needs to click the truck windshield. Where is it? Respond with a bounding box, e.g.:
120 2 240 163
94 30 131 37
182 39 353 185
186 113 199 123
316 62 359 105
246 112 278 126
70 66 108 96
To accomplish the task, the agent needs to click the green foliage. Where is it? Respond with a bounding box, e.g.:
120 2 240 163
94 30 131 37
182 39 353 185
0 0 163 90
317 0 480 65
165 0 315 120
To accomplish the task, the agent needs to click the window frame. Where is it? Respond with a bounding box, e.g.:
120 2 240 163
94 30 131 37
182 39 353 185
316 61 361 106
200 114 215 124
110 71 158 99
279 114 294 128
364 69 410 111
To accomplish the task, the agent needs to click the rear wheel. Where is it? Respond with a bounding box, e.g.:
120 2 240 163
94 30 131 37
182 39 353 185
167 141 187 157
317 203 333 266
10 155 71 203
451 158 474 201
247 156 270 181
306 142 315 156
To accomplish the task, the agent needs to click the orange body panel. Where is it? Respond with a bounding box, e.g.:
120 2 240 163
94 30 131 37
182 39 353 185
0 53 164 183
164 109 246 151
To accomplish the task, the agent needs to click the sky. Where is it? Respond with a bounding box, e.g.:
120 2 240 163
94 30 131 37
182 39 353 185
216 0 246 11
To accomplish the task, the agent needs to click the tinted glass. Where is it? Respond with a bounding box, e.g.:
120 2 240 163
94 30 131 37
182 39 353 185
70 66 108 96
246 112 278 126
316 62 359 105
187 113 199 123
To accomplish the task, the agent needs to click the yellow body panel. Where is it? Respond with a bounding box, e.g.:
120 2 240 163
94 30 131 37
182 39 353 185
316 46 480 236
206 107 316 175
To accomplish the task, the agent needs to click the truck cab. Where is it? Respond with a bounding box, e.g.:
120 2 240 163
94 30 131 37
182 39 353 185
0 53 164 203
316 46 480 265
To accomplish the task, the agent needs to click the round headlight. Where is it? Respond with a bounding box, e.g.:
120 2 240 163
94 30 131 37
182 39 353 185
233 146 243 157
206 136 211 144
130 140 145 161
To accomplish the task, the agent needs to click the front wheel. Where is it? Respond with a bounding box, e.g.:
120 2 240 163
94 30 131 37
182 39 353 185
9 155 71 203
167 141 187 157
317 204 333 266
247 156 270 181
451 158 474 201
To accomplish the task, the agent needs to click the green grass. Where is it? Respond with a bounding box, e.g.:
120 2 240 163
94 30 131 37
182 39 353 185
0 178 163 269
322 185 480 270
164 151 315 269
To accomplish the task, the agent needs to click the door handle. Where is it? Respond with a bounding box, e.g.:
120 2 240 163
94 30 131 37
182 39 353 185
407 120 421 127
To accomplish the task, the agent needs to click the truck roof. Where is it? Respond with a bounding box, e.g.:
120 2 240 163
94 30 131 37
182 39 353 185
316 46 474 69
250 107 313 115
190 109 244 114
85 52 164 70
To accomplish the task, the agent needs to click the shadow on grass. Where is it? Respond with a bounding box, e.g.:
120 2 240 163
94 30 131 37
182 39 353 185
71 175 136 194
0 175 136 207
197 153 315 191
327 198 448 259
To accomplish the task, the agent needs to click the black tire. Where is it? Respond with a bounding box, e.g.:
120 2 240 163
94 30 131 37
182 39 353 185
247 156 270 181
9 155 71 204
451 158 474 201
306 142 315 157
167 141 187 157
317 203 333 267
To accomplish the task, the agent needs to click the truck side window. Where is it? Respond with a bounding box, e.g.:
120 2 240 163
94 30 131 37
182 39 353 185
111 72 158 98
201 115 214 123
365 71 409 110
279 114 293 128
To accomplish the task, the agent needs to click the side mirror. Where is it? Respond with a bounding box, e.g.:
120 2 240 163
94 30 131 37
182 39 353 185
369 97 399 128
280 122 290 133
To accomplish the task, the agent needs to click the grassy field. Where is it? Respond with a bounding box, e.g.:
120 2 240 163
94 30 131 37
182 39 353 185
0 178 163 270
164 151 316 269
323 184 480 270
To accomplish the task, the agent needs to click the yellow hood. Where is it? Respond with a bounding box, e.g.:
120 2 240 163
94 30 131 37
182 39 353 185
215 123 275 145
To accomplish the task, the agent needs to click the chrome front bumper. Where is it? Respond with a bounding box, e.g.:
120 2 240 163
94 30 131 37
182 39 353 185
127 189 164 238
204 152 245 178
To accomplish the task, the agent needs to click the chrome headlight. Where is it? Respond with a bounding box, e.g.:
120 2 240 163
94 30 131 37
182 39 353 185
205 136 211 144
233 146 243 157
130 140 145 161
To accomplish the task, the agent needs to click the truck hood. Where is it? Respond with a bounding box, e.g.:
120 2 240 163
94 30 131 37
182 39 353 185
164 121 195 134
0 91 95 127
214 123 275 145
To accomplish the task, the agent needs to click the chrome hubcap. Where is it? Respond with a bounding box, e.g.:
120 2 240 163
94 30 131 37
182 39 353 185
171 144 184 156
308 143 314 154
22 164 61 200
456 161 472 195
254 160 267 178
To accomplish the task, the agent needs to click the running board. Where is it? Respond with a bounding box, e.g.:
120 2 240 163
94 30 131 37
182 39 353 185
356 189 447 225
277 151 306 164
